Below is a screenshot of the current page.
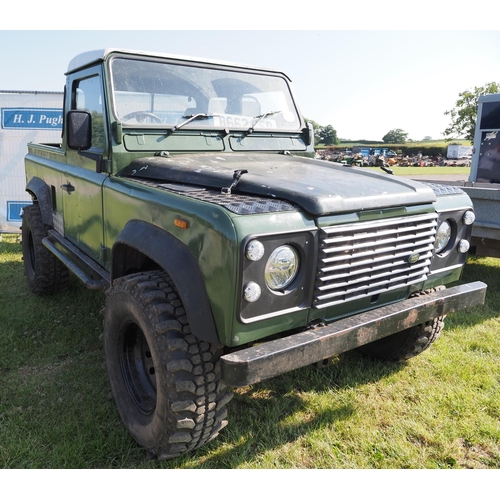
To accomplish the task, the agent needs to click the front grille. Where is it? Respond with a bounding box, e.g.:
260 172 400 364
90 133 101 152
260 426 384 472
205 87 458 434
314 212 438 309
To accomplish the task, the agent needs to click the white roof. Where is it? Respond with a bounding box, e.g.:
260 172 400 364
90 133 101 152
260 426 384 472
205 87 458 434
66 48 288 79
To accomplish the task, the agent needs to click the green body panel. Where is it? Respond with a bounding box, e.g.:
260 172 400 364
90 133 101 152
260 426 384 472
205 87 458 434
25 147 65 216
61 164 106 263
102 176 240 345
122 132 225 153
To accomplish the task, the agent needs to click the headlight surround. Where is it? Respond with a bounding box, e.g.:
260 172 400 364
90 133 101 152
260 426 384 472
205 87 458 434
264 245 299 291
434 220 452 253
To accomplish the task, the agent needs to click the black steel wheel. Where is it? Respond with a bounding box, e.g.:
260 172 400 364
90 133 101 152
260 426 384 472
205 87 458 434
103 270 233 459
120 322 157 415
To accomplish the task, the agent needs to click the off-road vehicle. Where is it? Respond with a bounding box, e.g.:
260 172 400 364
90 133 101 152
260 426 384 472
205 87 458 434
22 49 486 459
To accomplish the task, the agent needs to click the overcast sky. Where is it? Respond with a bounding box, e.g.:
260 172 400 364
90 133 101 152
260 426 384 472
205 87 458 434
2 6 499 142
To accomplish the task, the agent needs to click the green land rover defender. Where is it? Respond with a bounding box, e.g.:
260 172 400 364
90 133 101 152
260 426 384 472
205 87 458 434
22 49 486 459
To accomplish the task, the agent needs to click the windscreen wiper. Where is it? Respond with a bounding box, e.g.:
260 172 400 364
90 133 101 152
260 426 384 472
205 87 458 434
170 113 220 133
247 110 281 134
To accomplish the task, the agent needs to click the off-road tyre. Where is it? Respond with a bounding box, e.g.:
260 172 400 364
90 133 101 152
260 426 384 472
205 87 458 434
103 270 233 459
21 204 69 295
357 287 446 362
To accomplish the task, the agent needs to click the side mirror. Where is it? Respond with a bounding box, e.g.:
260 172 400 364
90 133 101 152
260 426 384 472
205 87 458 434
67 110 92 150
303 121 314 147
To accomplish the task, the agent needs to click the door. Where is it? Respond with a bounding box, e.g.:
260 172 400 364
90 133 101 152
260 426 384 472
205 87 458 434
62 71 108 265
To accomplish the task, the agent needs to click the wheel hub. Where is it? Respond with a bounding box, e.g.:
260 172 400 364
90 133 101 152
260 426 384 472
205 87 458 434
120 323 157 415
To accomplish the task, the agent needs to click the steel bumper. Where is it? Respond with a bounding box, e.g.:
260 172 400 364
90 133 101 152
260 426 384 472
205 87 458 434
220 281 487 387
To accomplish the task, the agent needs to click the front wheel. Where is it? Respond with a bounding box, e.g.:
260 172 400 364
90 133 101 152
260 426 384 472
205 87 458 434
103 270 232 459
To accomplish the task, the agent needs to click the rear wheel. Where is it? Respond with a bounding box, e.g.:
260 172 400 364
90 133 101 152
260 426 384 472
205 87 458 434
103 270 232 459
21 204 68 295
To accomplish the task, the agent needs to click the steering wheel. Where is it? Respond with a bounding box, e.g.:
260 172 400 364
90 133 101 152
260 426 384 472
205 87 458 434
122 111 163 124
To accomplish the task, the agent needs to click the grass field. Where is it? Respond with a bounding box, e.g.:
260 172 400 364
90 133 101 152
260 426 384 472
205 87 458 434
365 165 470 177
1 232 499 469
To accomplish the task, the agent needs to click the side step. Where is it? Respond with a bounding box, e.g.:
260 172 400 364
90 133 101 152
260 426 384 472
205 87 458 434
42 229 110 290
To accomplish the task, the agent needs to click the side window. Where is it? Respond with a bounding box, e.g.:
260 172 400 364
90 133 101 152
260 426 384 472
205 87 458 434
73 75 105 151
481 101 500 130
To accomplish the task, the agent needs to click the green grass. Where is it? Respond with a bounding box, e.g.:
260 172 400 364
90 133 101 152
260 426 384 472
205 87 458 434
1 234 499 469
364 166 470 177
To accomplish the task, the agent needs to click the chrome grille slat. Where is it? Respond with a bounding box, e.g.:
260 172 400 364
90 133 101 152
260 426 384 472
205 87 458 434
322 213 438 234
318 257 432 286
322 221 437 245
314 276 428 309
314 212 437 309
316 267 430 302
322 228 436 254
321 241 435 267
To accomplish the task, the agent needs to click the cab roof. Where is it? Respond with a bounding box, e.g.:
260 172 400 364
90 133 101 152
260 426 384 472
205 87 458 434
66 48 290 80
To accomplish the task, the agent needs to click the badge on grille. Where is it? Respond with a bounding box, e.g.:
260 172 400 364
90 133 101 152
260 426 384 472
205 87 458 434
408 252 420 264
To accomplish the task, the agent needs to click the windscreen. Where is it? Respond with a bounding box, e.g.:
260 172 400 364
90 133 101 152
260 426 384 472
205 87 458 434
109 57 301 131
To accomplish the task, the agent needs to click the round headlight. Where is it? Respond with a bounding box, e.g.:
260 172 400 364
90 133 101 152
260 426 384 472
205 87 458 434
434 220 452 253
246 240 265 261
265 245 299 291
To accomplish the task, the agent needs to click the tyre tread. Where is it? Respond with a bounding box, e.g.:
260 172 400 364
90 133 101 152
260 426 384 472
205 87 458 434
104 270 233 459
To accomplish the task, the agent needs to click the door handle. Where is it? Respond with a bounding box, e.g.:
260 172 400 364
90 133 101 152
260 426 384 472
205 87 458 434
60 183 75 193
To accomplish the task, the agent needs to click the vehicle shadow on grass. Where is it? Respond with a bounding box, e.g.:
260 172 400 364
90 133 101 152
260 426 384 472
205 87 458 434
179 350 407 468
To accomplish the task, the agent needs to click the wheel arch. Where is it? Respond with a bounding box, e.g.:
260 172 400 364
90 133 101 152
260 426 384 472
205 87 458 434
111 220 219 345
25 176 53 227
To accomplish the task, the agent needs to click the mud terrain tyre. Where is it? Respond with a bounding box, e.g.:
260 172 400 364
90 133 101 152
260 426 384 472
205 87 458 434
21 204 68 295
103 270 232 459
357 288 446 362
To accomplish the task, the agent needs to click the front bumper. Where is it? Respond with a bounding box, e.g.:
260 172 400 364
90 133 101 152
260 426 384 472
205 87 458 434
221 281 487 387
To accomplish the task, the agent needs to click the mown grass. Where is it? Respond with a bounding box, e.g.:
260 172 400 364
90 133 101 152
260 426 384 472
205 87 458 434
364 166 470 177
1 233 499 469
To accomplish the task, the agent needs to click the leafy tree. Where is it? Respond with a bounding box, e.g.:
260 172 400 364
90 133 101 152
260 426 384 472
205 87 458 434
443 82 500 141
303 119 339 146
317 124 339 146
304 118 321 130
382 129 409 144
423 136 432 141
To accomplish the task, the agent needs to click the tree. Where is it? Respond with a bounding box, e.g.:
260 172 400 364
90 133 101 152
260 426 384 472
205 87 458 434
443 82 500 141
423 136 432 141
382 129 409 144
303 118 339 146
317 124 339 146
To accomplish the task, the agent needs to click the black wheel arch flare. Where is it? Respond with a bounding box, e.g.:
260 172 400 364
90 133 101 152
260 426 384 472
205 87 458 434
25 176 53 226
112 220 218 345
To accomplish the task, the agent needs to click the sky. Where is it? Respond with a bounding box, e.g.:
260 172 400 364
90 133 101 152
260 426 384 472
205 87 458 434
2 9 500 142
